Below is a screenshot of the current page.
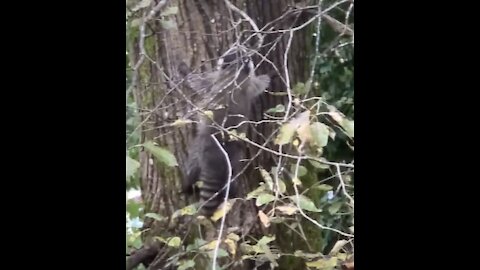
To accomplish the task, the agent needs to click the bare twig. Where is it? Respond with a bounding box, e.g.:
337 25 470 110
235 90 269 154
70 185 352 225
336 164 354 207
210 134 233 270
223 0 264 49
305 2 323 97
274 29 295 207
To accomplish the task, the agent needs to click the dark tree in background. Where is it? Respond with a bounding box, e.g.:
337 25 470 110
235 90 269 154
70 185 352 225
126 0 354 269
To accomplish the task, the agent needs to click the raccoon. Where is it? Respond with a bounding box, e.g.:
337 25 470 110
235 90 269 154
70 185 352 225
182 47 270 216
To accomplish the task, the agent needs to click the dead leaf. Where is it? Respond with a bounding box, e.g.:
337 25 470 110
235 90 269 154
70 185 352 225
224 239 237 256
276 205 298 215
258 210 271 228
210 201 232 222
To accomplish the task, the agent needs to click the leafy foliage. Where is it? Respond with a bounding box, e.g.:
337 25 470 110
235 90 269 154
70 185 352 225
125 1 354 269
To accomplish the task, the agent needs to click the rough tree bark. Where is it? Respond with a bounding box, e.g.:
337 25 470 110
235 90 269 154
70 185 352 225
127 0 313 269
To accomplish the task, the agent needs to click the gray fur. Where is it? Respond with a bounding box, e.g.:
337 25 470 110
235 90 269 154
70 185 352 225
182 49 270 216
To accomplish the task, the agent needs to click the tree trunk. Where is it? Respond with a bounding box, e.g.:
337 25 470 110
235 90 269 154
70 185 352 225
128 0 313 269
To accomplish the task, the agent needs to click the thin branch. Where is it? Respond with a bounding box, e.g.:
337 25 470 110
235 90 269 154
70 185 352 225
292 156 353 238
274 29 295 207
223 0 264 49
258 0 350 34
210 134 233 270
305 2 323 97
145 0 169 22
336 164 354 207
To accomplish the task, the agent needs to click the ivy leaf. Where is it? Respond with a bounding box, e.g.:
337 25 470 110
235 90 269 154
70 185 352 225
143 141 178 167
310 122 329 147
256 193 276 206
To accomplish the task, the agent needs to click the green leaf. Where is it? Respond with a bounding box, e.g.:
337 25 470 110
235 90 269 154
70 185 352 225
215 248 229 258
257 235 275 246
145 213 164 221
126 156 140 179
310 122 329 147
161 19 177 30
180 204 197 216
293 82 307 95
162 6 179 16
155 236 167 244
178 260 195 270
256 193 276 206
246 184 267 200
316 184 333 191
210 201 232 222
308 160 330 170
341 119 354 138
266 104 285 113
305 257 338 269
291 165 307 177
167 236 181 247
295 195 322 212
132 237 142 249
275 123 296 145
328 202 342 215
143 141 178 167
127 200 141 217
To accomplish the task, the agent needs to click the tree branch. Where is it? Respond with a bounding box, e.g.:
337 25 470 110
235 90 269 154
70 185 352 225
126 246 158 270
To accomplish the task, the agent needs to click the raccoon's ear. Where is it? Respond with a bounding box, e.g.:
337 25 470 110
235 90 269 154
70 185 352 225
249 74 271 97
